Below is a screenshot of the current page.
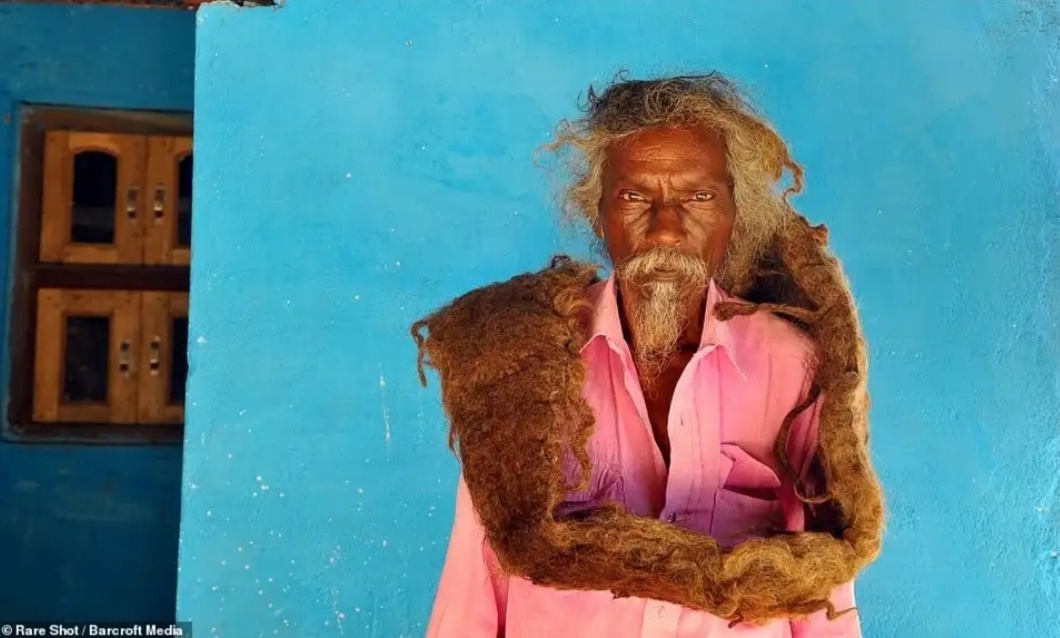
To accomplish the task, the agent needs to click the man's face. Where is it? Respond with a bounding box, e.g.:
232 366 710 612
598 126 737 380
599 126 736 275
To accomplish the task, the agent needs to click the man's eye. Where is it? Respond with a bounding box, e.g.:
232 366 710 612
619 191 645 202
692 192 715 202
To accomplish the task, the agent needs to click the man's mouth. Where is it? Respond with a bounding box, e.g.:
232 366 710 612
618 248 711 288
645 269 680 282
643 262 689 278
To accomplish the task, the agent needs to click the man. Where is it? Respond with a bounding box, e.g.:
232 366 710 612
414 73 884 638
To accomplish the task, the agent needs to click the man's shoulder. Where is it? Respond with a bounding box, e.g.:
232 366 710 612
585 279 608 305
732 305 817 366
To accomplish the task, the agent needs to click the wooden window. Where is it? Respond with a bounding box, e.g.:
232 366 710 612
8 107 193 441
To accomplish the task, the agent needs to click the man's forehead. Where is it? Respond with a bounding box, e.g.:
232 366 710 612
603 127 729 181
608 126 723 156
606 166 730 189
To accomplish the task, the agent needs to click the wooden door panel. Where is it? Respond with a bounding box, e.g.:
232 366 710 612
33 288 140 424
144 136 193 266
40 131 147 265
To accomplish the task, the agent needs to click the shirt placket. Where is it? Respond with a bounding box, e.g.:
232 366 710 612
693 349 724 532
609 340 727 638
638 352 721 638
664 348 722 527
609 339 668 480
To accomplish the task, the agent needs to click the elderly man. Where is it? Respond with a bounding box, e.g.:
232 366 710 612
415 73 884 638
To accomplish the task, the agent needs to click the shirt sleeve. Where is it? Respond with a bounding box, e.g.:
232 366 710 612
426 476 510 638
782 392 863 638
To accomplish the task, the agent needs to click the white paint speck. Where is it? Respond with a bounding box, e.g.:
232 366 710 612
197 336 208 344
379 365 392 444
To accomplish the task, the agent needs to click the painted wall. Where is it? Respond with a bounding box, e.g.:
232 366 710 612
180 0 1060 636
0 3 194 622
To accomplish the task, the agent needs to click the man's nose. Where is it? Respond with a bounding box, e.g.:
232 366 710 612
646 203 684 248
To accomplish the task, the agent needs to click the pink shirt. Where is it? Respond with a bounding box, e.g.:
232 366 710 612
427 276 860 638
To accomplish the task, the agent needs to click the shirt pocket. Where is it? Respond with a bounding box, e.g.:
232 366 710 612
554 463 626 520
711 444 784 548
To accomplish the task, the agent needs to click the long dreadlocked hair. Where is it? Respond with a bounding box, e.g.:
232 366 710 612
413 72 885 623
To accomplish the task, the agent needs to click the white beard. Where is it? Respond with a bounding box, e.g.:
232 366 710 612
624 280 685 385
616 248 711 389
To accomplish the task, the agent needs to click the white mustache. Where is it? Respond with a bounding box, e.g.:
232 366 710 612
618 248 709 283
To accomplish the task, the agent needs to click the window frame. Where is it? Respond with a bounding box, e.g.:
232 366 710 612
6 105 193 444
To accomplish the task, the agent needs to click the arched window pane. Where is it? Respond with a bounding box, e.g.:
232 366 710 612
71 151 117 244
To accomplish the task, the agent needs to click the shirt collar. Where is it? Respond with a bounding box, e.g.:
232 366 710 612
582 273 746 379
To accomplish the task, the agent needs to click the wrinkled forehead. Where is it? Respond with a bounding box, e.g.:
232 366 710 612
602 126 731 184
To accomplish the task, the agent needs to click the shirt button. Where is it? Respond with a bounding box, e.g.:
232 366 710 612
667 512 678 523
656 605 665 618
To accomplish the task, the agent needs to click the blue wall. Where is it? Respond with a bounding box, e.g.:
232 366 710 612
0 3 194 622
180 0 1060 636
